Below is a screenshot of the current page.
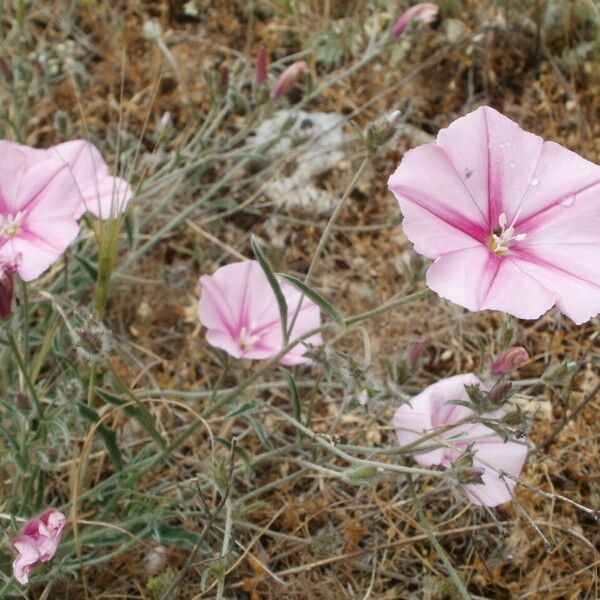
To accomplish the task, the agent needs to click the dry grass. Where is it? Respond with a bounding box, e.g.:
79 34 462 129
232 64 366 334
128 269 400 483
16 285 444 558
1 0 600 598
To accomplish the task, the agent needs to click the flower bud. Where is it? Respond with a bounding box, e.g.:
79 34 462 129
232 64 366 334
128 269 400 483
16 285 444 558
270 60 309 101
73 321 111 365
255 45 268 86
502 409 527 427
456 467 485 485
218 65 229 93
15 392 30 410
488 380 512 405
491 346 529 375
366 110 403 150
392 3 439 38
408 340 426 370
0 266 15 320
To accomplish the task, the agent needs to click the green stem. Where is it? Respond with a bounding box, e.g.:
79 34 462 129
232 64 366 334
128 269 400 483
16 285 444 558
408 474 472 600
7 332 43 419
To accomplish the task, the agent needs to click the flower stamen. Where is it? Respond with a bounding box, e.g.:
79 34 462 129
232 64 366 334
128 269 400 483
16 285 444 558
0 212 25 238
489 212 526 255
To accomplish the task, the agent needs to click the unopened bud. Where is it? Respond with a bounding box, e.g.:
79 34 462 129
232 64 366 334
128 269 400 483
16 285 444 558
452 450 474 469
15 392 30 410
392 2 439 38
0 266 15 320
465 384 485 407
255 44 268 86
74 321 111 365
456 467 485 485
58 378 84 403
491 346 529 375
408 340 425 369
218 65 229 93
270 60 309 101
502 409 526 427
488 380 512 405
366 110 403 149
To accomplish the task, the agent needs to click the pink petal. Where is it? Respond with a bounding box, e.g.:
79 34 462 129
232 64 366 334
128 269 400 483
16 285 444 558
12 536 41 585
425 246 555 318
49 140 132 219
393 374 481 466
514 141 600 227
437 106 544 226
0 232 76 282
510 250 600 325
388 144 488 258
465 439 528 506
0 142 66 214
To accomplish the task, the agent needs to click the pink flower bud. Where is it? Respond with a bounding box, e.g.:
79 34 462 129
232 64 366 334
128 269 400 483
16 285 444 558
12 509 67 585
218 65 229 93
491 346 529 376
392 2 439 38
255 45 268 86
0 261 16 320
270 60 309 101
408 340 426 369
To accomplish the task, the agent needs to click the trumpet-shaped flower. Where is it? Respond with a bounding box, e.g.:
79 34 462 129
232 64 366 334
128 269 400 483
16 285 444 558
393 374 527 506
12 509 67 585
198 260 322 365
388 106 600 324
0 140 131 281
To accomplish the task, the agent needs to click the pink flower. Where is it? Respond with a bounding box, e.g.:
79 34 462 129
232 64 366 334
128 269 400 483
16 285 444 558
392 3 439 37
198 260 322 365
0 140 131 281
48 140 132 220
270 60 309 101
491 346 529 376
12 509 67 585
393 374 527 506
255 45 268 86
388 106 600 324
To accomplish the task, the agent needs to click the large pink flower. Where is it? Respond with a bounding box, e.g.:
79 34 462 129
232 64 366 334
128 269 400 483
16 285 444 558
0 140 131 281
388 106 600 324
198 260 322 365
12 509 67 585
393 374 527 506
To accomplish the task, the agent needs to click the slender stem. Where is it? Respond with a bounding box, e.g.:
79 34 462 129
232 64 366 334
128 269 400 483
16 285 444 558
408 474 472 600
288 156 369 336
345 288 433 326
7 332 43 419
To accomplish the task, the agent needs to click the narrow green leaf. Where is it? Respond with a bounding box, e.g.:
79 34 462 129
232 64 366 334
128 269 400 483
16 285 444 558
226 401 257 418
285 371 302 423
250 235 288 342
77 402 123 470
74 254 99 281
278 273 344 326
95 387 165 450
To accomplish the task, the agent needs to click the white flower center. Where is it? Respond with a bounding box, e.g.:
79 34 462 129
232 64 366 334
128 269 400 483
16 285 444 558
0 212 25 238
238 322 261 350
488 213 526 255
